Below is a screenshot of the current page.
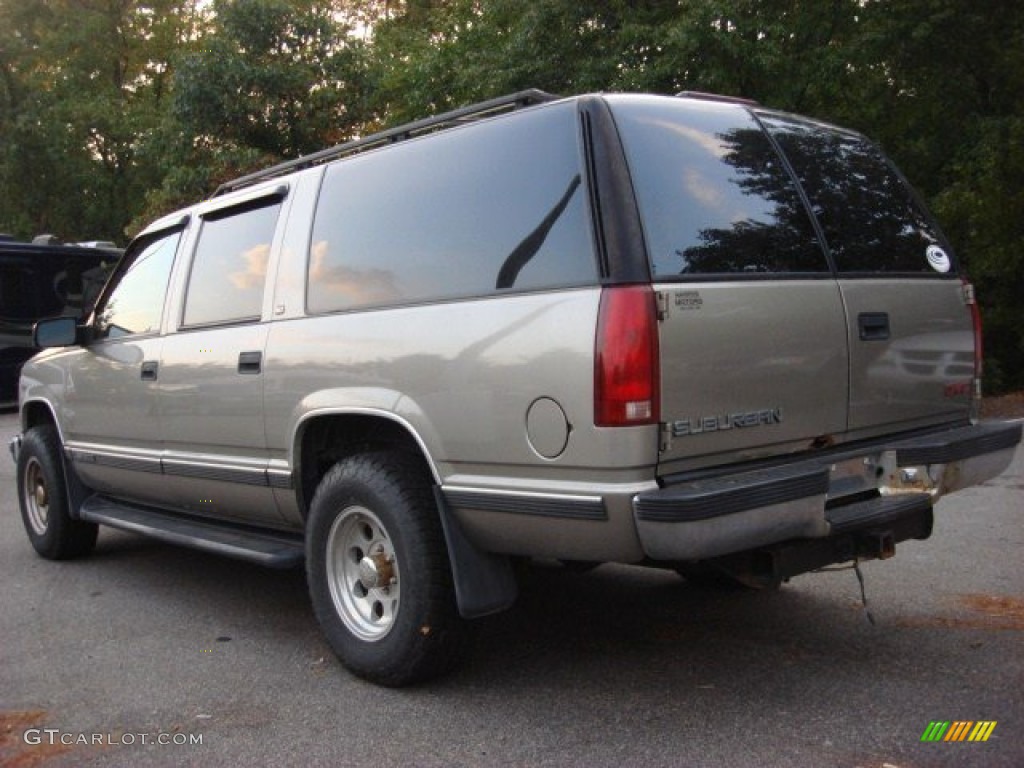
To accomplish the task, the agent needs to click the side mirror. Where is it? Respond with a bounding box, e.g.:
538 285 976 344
33 316 79 348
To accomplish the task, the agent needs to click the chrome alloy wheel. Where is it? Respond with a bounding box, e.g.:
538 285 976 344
326 506 401 642
23 456 50 536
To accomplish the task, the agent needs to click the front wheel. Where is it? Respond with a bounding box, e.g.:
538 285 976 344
306 452 468 686
17 424 98 559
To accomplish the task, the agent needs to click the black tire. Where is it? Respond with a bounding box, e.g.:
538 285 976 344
16 424 98 559
305 452 468 686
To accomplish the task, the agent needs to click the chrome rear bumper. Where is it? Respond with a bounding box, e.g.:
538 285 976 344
634 420 1022 561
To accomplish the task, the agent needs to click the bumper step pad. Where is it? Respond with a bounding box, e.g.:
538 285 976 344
894 421 1021 465
825 493 933 534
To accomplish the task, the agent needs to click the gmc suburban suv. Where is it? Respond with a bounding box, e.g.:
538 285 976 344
9 90 1021 686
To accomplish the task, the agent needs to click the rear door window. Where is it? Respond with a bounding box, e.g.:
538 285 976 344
608 96 829 278
760 113 954 275
183 199 281 327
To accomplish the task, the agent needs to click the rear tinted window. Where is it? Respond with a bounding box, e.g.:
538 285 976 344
609 97 828 278
761 114 953 275
307 102 595 313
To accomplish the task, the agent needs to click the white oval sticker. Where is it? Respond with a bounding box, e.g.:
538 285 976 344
926 245 951 273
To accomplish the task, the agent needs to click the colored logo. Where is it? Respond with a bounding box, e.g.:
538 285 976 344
921 721 997 742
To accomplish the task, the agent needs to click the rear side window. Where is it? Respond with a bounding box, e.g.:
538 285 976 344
761 114 953 275
183 199 281 327
609 96 828 278
307 102 595 314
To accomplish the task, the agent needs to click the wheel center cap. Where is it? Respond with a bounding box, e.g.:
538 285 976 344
357 552 394 590
34 483 48 508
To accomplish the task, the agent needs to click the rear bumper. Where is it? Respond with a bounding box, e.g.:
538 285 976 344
633 420 1021 562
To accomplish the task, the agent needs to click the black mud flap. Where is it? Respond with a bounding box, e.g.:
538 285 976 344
434 488 518 619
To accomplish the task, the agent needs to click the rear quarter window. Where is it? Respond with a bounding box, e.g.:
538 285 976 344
759 113 955 276
307 102 596 313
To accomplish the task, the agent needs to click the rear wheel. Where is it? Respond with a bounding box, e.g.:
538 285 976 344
306 452 468 686
17 424 97 559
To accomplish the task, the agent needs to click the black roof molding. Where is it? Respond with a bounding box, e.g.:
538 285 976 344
214 89 558 198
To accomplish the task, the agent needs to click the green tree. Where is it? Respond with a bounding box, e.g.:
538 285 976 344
172 0 368 158
128 0 371 230
0 0 201 243
853 0 1024 391
369 1 865 120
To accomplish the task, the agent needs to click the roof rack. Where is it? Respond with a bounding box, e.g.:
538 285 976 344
675 90 761 107
213 88 558 197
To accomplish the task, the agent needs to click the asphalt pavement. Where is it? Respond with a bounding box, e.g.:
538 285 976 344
1 409 1021 767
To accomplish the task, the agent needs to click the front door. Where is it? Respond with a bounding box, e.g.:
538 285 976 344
62 228 181 505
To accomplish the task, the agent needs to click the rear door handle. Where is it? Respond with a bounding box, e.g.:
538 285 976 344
140 361 159 381
858 312 890 341
238 351 262 375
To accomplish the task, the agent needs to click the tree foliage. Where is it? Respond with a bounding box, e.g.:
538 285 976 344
173 0 368 157
0 0 199 241
0 0 1022 388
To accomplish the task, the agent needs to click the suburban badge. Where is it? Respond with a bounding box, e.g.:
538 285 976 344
671 408 783 437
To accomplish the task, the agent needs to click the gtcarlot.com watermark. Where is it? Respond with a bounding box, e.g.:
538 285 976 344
24 728 203 747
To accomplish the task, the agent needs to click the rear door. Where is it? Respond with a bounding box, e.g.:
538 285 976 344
156 190 286 525
760 114 974 435
607 96 849 470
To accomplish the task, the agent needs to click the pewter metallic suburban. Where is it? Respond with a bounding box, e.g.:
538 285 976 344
9 91 1021 686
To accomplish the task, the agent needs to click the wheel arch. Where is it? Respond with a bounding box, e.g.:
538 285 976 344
21 397 60 433
293 409 441 522
19 398 94 520
293 409 519 620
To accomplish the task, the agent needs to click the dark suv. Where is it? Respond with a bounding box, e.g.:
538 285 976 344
0 235 119 406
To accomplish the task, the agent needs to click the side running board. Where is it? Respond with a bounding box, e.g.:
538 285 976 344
78 496 304 568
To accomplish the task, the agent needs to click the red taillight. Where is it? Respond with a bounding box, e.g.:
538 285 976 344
962 278 983 378
962 277 984 414
594 285 660 427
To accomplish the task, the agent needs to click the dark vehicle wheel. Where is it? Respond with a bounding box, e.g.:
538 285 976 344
17 424 98 559
306 452 468 686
